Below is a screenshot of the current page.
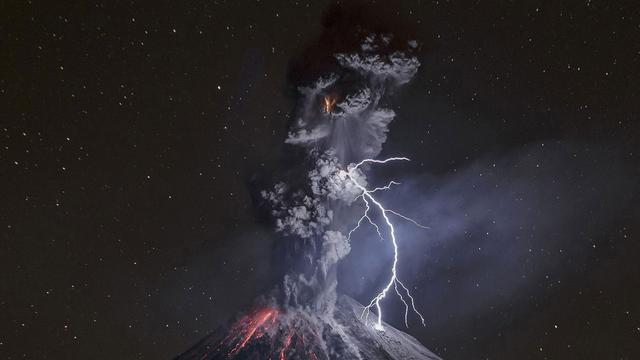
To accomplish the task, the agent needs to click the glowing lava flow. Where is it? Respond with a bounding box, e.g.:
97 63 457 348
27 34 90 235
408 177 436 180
226 308 279 357
279 333 293 360
212 307 321 360
343 157 428 331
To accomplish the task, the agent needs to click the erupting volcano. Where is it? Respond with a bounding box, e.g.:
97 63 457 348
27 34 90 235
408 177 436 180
177 3 441 359
177 296 440 360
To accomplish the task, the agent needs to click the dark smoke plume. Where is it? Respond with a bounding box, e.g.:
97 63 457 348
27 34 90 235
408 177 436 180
177 3 442 359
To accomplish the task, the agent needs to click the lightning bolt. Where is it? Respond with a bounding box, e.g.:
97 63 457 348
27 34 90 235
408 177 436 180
343 157 428 331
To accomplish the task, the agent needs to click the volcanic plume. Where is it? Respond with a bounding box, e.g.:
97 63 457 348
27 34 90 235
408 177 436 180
176 3 441 359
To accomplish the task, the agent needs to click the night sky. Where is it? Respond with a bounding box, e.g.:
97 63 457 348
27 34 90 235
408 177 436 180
2 1 640 359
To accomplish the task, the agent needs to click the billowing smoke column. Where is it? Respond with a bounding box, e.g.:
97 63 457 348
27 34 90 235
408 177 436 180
176 4 442 360
262 31 422 323
285 34 419 164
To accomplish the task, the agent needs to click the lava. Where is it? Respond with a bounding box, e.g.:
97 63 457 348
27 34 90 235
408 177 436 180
279 332 293 360
213 307 321 360
226 307 279 357
322 95 337 114
277 330 320 360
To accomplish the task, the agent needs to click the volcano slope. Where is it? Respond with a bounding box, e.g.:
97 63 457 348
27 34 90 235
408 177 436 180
175 295 442 360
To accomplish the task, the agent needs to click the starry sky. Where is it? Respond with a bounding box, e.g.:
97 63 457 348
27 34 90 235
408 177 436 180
2 1 640 359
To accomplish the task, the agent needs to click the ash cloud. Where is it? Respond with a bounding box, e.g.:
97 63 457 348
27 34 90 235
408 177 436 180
338 141 636 326
259 1 422 317
285 35 420 163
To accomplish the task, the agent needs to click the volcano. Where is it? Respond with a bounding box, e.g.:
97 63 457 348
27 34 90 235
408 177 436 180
177 5 440 359
175 294 442 360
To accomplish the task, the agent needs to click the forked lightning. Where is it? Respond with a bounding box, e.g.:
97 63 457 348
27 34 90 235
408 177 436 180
343 157 428 331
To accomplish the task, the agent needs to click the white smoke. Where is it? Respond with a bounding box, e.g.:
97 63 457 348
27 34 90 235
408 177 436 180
334 52 419 85
263 33 420 317
285 34 419 163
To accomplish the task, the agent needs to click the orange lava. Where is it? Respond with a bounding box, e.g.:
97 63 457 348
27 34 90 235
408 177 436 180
228 308 279 357
323 95 337 114
278 330 319 360
217 307 320 360
279 332 294 360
